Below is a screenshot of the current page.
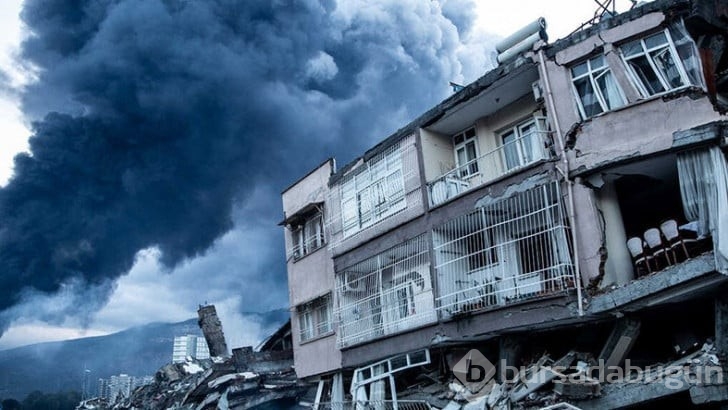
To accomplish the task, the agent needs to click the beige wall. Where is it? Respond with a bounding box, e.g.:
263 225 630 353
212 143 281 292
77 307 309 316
542 9 724 285
281 160 342 378
420 128 453 182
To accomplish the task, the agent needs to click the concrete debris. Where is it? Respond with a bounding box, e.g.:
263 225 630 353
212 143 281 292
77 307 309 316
79 346 308 410
198 305 229 358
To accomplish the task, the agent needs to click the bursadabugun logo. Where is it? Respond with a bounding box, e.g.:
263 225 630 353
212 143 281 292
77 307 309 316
452 349 496 400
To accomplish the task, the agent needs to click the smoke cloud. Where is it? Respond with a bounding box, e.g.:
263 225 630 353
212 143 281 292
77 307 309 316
0 0 494 335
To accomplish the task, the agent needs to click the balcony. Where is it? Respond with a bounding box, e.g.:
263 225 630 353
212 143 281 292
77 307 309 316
432 181 576 318
290 232 326 261
425 121 550 207
334 235 437 348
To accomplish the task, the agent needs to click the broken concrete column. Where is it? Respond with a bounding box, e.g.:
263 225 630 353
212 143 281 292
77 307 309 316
598 317 641 372
498 336 524 382
597 180 634 286
198 305 229 357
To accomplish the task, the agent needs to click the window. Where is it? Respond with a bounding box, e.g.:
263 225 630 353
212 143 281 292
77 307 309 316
297 294 333 342
341 147 406 237
571 55 626 119
453 127 479 178
621 20 704 98
500 117 547 170
291 211 324 260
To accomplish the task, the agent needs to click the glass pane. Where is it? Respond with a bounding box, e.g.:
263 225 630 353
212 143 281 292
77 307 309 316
621 40 643 57
466 142 479 175
645 32 668 49
519 123 537 163
589 55 605 69
571 61 588 77
574 77 603 117
502 132 521 170
464 128 476 139
595 70 625 110
652 48 684 89
456 146 467 167
628 56 665 95
670 22 703 87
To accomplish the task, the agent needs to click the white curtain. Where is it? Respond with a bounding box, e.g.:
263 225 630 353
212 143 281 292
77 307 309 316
677 147 728 273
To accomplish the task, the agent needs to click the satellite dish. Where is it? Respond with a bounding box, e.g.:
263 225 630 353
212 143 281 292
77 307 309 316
431 180 448 204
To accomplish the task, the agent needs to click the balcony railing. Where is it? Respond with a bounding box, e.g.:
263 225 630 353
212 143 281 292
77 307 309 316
334 235 437 348
290 232 326 261
427 129 549 207
433 182 576 317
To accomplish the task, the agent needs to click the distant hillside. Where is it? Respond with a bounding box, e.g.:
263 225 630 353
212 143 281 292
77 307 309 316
0 309 289 400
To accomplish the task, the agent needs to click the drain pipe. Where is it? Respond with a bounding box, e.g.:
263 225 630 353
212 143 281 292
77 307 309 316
537 49 584 317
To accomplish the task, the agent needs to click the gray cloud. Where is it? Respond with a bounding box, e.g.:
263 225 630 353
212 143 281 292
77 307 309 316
0 0 492 337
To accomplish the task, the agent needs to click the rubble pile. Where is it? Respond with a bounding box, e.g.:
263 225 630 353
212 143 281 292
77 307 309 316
410 342 723 410
84 354 309 410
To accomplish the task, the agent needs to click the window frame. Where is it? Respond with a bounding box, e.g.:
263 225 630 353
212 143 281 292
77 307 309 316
340 147 406 238
619 23 697 98
570 54 627 119
452 127 480 179
499 116 548 171
291 210 325 261
297 293 334 342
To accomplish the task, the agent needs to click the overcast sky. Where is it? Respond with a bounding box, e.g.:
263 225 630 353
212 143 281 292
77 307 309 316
0 0 641 350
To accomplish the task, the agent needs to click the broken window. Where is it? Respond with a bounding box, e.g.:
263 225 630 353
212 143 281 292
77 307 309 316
500 117 548 170
453 127 479 178
571 55 626 119
291 211 325 260
350 349 431 407
341 144 406 238
334 235 436 348
433 181 575 316
297 293 333 342
620 20 704 98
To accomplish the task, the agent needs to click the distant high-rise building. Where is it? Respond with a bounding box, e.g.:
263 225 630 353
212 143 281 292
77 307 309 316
172 334 210 363
97 374 153 401
108 374 132 401
97 378 109 399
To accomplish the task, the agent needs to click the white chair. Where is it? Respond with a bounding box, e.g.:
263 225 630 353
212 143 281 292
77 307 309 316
626 237 652 275
660 219 690 260
644 228 673 268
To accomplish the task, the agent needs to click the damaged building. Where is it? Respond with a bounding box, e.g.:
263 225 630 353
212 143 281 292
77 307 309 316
280 0 728 409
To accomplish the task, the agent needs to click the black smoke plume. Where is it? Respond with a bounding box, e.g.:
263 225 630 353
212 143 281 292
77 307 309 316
0 0 489 334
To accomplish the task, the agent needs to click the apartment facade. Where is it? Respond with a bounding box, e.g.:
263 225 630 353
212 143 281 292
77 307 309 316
281 1 728 407
171 334 210 363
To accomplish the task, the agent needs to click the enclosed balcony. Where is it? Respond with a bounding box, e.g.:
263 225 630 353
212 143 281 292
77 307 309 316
432 181 577 318
334 235 436 348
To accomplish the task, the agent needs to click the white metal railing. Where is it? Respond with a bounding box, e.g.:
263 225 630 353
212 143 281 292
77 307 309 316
326 136 423 252
298 294 333 342
433 182 576 317
334 235 437 348
427 128 549 207
291 232 326 261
